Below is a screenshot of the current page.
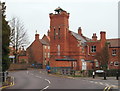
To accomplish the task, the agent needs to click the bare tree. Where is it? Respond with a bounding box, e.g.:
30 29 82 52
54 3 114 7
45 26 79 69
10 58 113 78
95 42 109 70
9 17 29 63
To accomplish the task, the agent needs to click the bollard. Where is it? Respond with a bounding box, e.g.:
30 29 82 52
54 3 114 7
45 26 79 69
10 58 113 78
116 71 119 80
92 71 95 79
104 71 107 80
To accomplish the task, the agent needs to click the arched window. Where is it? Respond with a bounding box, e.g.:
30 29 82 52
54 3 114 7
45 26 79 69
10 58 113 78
58 28 60 39
57 45 60 56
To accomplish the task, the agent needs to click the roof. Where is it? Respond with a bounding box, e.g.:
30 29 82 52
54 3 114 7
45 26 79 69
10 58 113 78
107 38 120 47
71 31 87 44
19 50 26 56
40 39 49 45
54 7 64 12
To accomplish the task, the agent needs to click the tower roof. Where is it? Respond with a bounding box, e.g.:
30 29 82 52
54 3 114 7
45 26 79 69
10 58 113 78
54 7 64 13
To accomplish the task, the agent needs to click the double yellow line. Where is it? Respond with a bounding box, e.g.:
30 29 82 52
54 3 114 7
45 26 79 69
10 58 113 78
0 76 15 89
103 86 112 91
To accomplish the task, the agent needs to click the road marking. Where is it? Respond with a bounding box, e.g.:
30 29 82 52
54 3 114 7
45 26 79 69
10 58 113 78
105 83 110 87
99 82 104 85
0 76 15 89
27 71 29 74
45 79 51 84
107 86 112 91
103 86 108 91
90 81 94 83
94 82 98 84
40 85 49 91
36 76 42 78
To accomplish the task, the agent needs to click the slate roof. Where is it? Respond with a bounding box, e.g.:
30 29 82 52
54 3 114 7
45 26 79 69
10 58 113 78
71 31 87 44
40 39 49 45
107 38 120 47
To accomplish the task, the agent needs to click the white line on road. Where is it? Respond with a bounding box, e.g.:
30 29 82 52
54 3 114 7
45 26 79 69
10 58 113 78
45 79 51 84
36 76 42 78
99 82 104 85
105 83 110 87
94 82 98 84
90 81 94 83
40 86 49 91
27 71 29 74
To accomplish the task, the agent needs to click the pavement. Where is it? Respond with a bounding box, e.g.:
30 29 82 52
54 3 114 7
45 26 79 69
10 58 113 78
1 69 119 91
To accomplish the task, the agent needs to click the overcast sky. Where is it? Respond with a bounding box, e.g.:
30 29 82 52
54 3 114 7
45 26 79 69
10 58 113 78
1 0 119 46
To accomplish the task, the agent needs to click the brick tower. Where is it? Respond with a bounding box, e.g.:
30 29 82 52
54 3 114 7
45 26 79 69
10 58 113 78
49 7 71 67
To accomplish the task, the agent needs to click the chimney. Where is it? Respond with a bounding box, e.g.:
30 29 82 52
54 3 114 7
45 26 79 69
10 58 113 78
92 33 97 41
78 27 82 36
100 31 106 41
35 34 39 40
47 30 50 36
22 46 24 51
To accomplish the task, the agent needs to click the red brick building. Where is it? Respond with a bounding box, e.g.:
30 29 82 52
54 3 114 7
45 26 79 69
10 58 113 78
26 32 50 68
18 47 28 64
48 7 119 70
9 46 28 63
27 7 119 70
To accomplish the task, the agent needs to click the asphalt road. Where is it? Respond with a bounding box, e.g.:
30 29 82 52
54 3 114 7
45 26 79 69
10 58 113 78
2 69 119 91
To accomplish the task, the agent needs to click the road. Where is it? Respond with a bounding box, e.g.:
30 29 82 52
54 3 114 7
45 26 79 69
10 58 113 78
2 69 119 91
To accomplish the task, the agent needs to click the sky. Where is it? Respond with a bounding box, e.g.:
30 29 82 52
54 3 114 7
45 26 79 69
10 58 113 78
1 0 119 46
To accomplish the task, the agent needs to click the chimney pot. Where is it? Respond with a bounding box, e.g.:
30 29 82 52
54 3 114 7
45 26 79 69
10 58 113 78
78 27 82 36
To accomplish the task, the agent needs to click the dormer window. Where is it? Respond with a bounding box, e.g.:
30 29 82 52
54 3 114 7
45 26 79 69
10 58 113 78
91 46 96 53
112 49 116 56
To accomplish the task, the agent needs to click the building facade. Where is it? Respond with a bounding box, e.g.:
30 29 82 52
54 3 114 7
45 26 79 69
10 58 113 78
26 7 119 70
26 33 50 68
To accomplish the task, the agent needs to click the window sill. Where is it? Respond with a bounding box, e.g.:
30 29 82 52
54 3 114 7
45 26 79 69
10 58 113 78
112 54 116 56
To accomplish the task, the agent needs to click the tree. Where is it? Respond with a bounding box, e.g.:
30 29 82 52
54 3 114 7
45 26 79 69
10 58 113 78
95 42 109 70
1 2 11 71
9 17 29 63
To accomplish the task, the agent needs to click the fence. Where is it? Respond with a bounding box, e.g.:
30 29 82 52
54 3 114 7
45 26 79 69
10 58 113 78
50 67 76 76
0 71 8 82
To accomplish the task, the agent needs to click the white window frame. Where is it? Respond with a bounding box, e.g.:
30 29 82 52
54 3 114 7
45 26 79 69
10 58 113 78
114 61 119 66
95 61 99 67
57 45 60 56
112 49 116 56
48 53 50 58
48 46 50 49
44 46 46 49
91 46 96 53
44 53 46 58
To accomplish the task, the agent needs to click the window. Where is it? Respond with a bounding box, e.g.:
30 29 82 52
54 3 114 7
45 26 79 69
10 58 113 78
95 61 99 67
45 53 46 58
112 49 116 56
58 28 60 39
57 45 60 56
48 46 50 49
91 46 96 53
48 53 50 58
44 46 46 49
114 61 119 66
82 47 84 53
73 62 77 67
